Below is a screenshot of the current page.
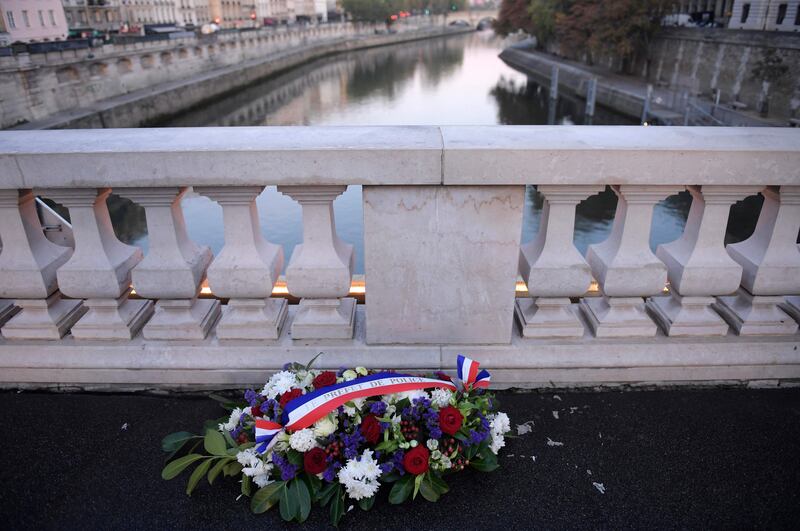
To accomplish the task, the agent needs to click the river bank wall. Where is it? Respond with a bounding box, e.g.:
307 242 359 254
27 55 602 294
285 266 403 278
2 18 467 130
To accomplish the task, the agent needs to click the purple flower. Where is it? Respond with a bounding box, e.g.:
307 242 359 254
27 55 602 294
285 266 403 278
370 401 387 416
380 462 394 474
244 389 259 407
322 466 338 482
392 450 406 475
273 453 298 481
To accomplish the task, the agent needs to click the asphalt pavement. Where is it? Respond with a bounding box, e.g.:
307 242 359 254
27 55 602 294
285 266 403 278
2 387 799 530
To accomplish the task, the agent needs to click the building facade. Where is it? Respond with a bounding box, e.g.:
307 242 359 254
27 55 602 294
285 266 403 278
672 0 734 24
728 0 800 30
62 0 121 31
176 0 210 26
0 0 69 42
119 0 177 25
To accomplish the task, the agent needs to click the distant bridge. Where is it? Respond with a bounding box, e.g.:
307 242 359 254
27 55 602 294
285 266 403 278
448 8 498 27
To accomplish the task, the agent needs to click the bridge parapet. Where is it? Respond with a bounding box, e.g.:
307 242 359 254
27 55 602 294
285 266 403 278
0 126 798 389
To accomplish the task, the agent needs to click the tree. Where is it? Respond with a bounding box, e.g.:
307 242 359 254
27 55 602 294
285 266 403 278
342 0 398 22
555 0 664 71
528 0 565 49
494 0 536 36
751 49 789 116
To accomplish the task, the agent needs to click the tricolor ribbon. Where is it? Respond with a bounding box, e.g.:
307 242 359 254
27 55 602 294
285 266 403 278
254 358 490 454
457 354 491 390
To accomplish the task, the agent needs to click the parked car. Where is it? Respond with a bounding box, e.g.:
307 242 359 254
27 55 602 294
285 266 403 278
661 14 697 27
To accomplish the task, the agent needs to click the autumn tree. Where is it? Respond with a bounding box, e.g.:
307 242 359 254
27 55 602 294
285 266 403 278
494 0 535 36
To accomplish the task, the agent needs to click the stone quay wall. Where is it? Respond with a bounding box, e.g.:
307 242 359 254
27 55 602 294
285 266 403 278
644 28 800 119
0 126 799 390
0 17 457 130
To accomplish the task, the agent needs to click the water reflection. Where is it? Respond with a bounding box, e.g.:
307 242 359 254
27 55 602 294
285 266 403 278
96 32 771 274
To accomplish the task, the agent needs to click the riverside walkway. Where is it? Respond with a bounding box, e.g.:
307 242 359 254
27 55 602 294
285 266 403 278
2 388 799 529
500 46 784 127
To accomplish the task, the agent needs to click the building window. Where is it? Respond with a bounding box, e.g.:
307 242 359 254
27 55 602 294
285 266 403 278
38 10 45 27
22 10 29 27
6 11 15 29
740 3 750 23
796 4 800 25
776 4 787 24
49 10 56 26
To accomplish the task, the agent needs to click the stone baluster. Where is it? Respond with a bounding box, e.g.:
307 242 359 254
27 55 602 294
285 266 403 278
0 300 18 328
516 185 603 337
0 189 84 339
118 188 220 340
195 186 287 339
715 186 800 335
647 185 760 336
40 188 153 340
278 186 355 339
582 185 679 337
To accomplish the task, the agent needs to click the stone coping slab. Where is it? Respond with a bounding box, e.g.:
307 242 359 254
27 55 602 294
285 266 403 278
2 126 799 188
1 306 798 389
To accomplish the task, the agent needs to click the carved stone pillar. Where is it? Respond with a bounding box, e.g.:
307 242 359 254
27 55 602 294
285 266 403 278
0 189 84 339
42 188 152 340
119 188 220 340
583 186 678 337
715 186 800 335
195 186 286 340
278 186 355 339
516 185 603 338
647 185 760 336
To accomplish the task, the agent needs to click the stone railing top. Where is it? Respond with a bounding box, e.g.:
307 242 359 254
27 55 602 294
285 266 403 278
441 126 800 185
0 126 798 188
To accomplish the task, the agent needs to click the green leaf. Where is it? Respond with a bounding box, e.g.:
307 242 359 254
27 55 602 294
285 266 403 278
204 429 227 456
207 457 231 485
161 431 197 453
304 351 324 371
251 481 285 514
375 439 399 453
162 454 206 480
294 478 312 522
304 473 322 499
329 485 344 527
413 473 424 500
419 474 440 502
358 494 376 511
241 474 252 497
388 473 414 504
278 482 297 522
223 461 243 477
186 459 212 495
380 471 402 483
428 473 450 495
317 482 339 506
471 451 499 472
286 449 303 466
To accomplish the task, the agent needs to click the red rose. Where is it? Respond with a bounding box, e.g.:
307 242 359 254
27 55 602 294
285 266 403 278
250 404 263 418
403 446 430 475
303 447 328 475
438 406 463 436
360 414 381 444
313 371 337 389
279 388 302 408
434 372 452 382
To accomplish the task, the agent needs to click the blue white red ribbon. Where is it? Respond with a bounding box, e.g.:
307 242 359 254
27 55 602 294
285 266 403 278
457 354 491 390
254 358 490 454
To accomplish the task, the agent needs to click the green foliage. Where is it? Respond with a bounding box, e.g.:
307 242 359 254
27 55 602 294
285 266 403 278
342 0 397 22
251 481 285 514
751 49 789 84
388 473 415 504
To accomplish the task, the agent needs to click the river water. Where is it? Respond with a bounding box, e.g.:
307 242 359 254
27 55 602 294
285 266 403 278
103 31 762 274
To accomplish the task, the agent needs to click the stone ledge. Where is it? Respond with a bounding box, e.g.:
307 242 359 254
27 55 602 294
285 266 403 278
1 306 798 390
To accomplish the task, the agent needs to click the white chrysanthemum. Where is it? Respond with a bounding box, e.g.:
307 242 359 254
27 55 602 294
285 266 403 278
313 413 338 438
289 428 318 452
237 448 273 487
343 397 366 417
338 450 382 501
431 388 453 408
219 407 243 433
488 412 511 454
261 370 298 399
399 389 429 403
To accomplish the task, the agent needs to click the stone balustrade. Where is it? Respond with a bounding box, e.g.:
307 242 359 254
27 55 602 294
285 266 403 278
0 126 798 389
